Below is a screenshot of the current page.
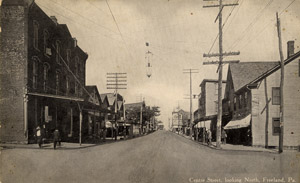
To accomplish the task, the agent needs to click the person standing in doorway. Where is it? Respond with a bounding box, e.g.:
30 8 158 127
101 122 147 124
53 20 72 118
53 129 61 149
36 126 42 148
207 129 212 146
221 128 227 145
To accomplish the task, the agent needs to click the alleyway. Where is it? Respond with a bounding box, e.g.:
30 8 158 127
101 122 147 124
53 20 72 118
1 130 299 183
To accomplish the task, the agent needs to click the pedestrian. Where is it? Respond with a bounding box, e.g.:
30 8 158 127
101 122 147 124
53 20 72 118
207 129 212 146
36 126 42 148
53 128 61 149
221 129 227 145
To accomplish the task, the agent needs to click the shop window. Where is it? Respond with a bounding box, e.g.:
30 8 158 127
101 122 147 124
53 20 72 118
33 20 39 50
272 118 280 135
272 87 280 105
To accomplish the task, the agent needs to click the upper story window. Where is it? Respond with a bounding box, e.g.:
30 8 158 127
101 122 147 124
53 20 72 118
228 100 231 111
33 60 38 89
234 96 237 111
56 70 61 95
43 29 50 56
244 92 248 108
272 87 280 105
33 21 39 50
272 118 280 135
66 49 71 66
56 41 61 64
66 76 70 95
75 56 79 76
43 63 49 92
75 82 78 96
239 95 242 109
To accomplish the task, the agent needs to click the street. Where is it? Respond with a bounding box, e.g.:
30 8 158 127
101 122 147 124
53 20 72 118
1 130 299 183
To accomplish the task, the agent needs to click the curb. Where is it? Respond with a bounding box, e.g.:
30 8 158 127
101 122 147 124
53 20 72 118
172 131 281 154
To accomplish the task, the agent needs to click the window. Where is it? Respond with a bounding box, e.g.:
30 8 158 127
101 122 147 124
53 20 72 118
75 82 78 96
234 97 237 111
43 64 49 92
75 56 79 76
56 70 60 95
214 101 218 113
43 29 50 56
66 76 69 94
244 92 248 108
272 87 280 105
56 41 61 64
66 49 71 65
228 100 231 111
272 118 280 135
33 21 39 50
33 60 38 89
239 95 242 109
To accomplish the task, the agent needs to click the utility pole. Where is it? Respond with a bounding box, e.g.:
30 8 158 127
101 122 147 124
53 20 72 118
107 73 127 141
183 69 199 138
276 12 284 153
203 0 239 149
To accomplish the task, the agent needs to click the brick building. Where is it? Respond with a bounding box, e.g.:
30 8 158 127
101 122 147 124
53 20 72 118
0 0 88 143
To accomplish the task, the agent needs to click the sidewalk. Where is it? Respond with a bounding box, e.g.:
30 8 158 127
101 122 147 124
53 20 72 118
0 134 148 150
174 132 297 153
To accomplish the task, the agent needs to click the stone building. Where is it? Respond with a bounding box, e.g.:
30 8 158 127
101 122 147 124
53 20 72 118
0 0 88 143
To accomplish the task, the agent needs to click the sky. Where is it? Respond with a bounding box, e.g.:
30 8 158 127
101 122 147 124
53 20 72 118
27 0 300 128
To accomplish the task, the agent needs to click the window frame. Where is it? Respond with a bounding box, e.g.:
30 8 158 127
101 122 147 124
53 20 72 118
33 20 39 50
32 60 38 89
272 117 281 135
43 29 50 56
56 40 61 65
55 70 61 95
43 63 49 92
272 87 280 105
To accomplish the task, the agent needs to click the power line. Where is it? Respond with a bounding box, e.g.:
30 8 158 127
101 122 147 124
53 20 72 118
46 0 118 35
228 0 274 50
36 3 123 43
238 0 296 51
105 0 136 63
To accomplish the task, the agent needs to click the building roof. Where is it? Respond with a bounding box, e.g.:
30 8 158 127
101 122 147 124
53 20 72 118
100 93 123 106
125 102 145 109
200 79 226 87
229 61 278 92
249 51 300 85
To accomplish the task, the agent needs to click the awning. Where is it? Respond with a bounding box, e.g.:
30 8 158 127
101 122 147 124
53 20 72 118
224 114 251 130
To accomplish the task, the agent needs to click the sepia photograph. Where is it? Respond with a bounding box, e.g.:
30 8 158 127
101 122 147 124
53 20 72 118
0 0 299 182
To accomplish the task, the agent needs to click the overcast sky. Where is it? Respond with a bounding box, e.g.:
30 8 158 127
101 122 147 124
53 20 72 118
31 0 300 128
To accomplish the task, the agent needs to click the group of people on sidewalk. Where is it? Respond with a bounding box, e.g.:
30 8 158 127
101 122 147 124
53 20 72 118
35 126 61 149
194 128 227 146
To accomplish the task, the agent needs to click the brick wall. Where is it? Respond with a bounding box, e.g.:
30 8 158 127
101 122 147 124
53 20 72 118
0 4 29 143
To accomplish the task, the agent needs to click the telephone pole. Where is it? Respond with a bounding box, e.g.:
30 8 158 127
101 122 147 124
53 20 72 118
183 69 199 138
107 73 127 140
276 12 284 153
203 0 239 149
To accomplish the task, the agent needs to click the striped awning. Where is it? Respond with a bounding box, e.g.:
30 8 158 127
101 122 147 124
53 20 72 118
224 114 251 130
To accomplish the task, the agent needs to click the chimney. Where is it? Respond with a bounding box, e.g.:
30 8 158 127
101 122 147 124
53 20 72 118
287 40 294 58
50 16 58 25
73 38 77 47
